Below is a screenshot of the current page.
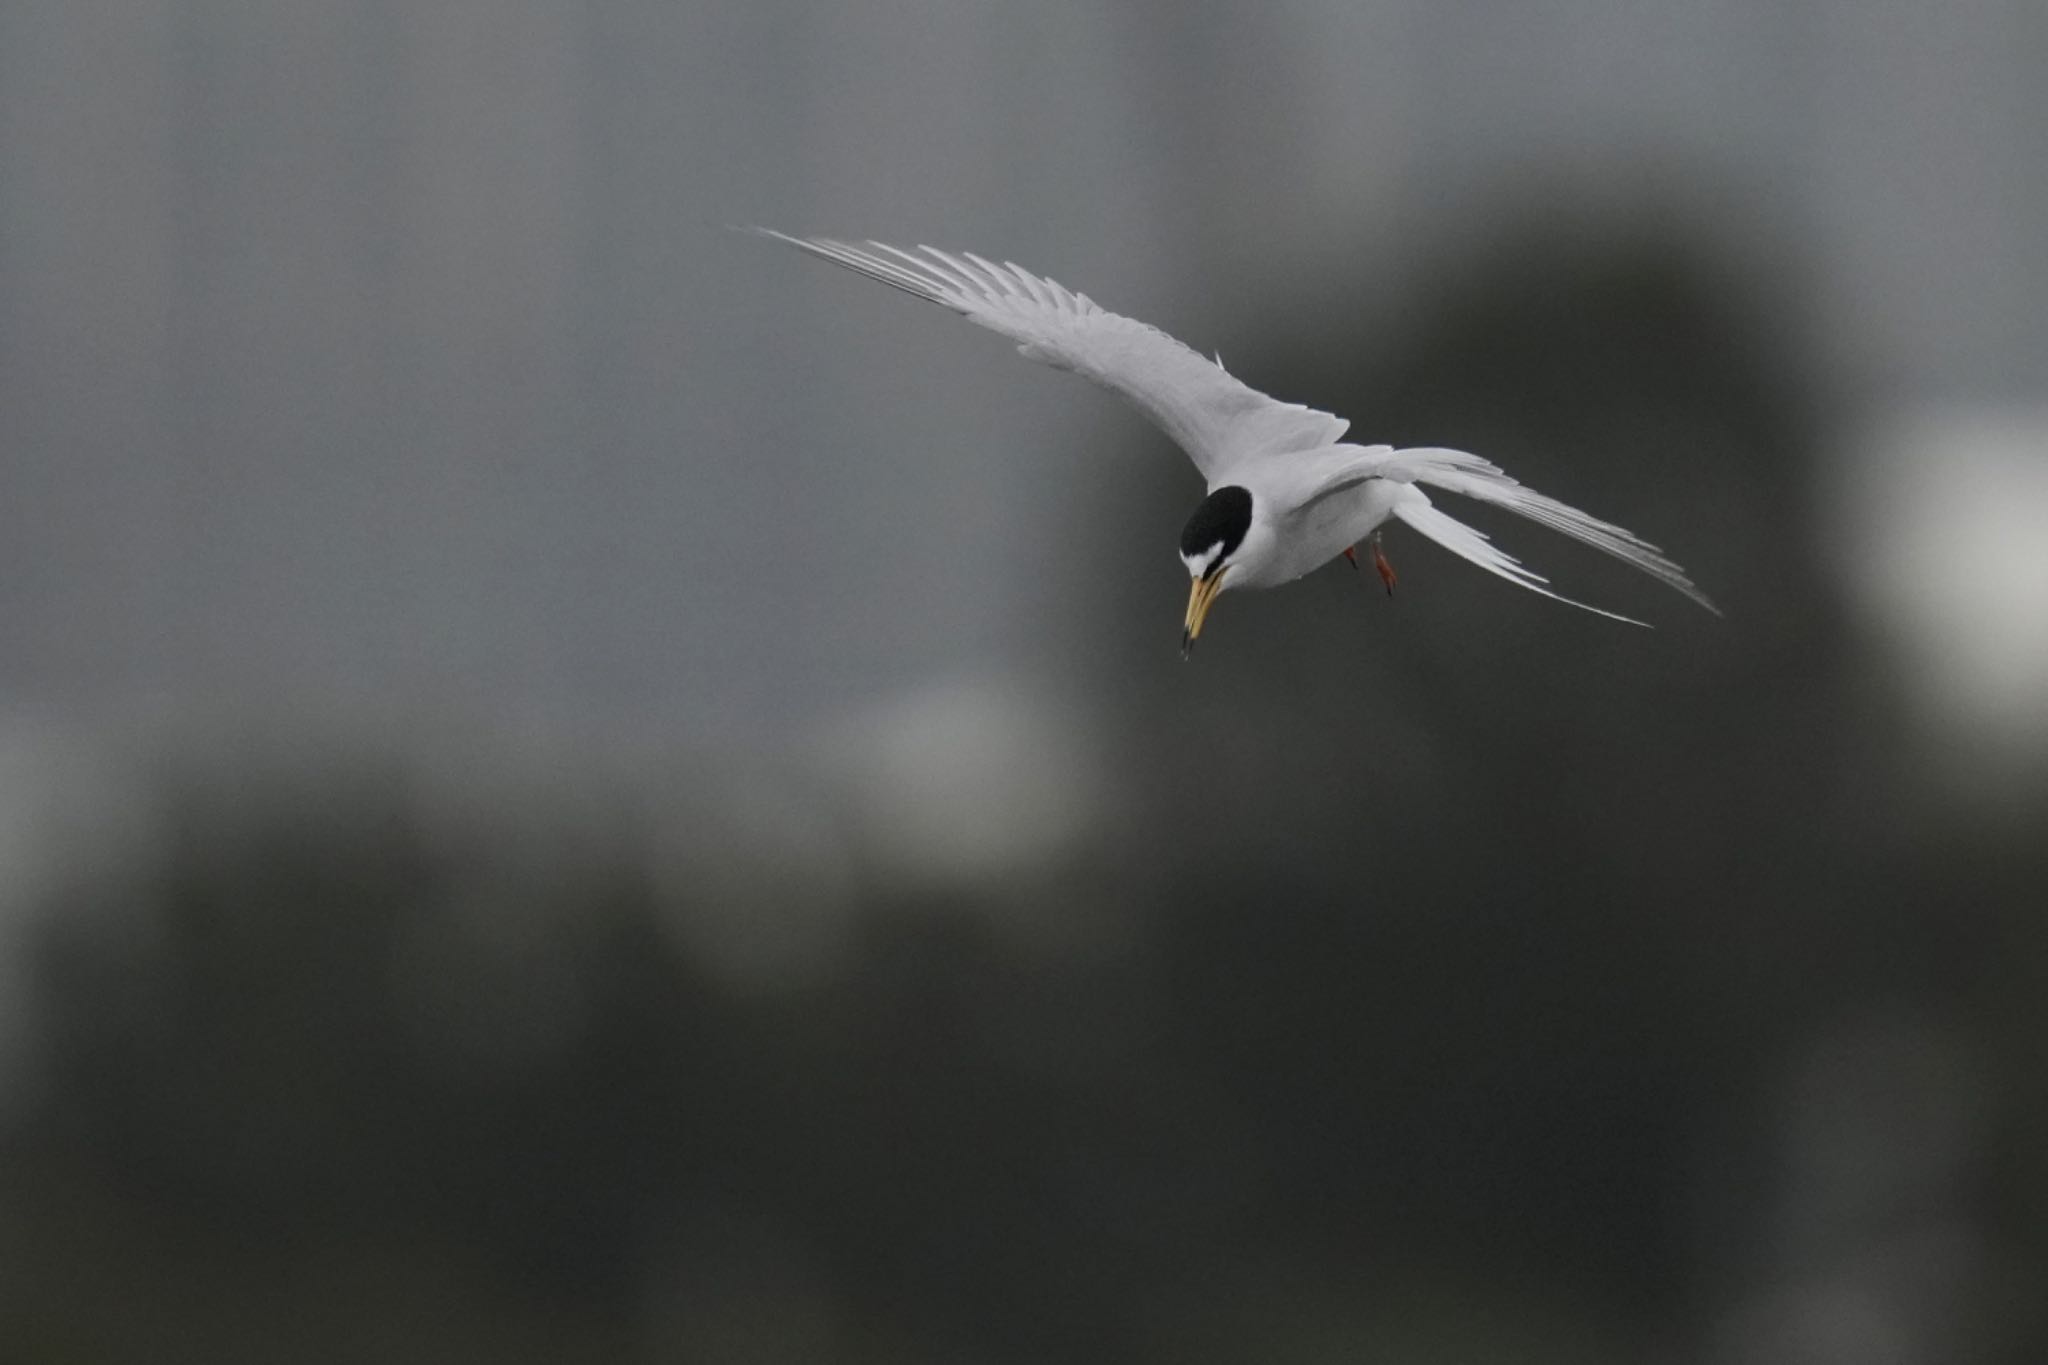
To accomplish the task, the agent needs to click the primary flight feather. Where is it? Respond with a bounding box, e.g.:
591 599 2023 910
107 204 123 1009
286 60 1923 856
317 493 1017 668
757 230 1717 654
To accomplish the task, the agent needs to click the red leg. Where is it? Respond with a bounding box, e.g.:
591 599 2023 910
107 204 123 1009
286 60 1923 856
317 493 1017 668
1371 536 1397 596
1341 545 1360 570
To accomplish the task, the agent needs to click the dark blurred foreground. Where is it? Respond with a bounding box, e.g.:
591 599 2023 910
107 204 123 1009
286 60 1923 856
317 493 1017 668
4 222 2047 1365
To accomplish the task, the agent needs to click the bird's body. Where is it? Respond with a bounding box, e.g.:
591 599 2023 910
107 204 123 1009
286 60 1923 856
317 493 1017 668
1225 462 1407 590
758 230 1716 651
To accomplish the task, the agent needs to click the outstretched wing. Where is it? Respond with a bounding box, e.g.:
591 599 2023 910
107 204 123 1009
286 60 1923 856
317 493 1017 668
756 231 1347 483
1390 493 1654 627
1307 444 1719 619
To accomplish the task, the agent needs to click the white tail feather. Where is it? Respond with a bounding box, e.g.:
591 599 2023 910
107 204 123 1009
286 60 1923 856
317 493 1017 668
1386 447 1719 615
1392 494 1653 627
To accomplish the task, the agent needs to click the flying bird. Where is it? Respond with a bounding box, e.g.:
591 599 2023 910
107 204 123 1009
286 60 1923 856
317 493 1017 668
757 231 1717 655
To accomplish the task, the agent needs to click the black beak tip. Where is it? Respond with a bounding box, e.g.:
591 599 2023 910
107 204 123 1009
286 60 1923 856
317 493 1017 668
1179 629 1194 661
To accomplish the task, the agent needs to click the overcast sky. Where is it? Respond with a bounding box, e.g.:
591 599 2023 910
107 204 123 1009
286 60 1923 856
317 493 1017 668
1 0 2041 750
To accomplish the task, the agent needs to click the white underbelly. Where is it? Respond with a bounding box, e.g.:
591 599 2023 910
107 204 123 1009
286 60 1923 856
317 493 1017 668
1259 478 1407 585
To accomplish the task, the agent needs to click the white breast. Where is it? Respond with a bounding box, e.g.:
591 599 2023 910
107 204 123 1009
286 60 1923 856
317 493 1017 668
1238 477 1408 588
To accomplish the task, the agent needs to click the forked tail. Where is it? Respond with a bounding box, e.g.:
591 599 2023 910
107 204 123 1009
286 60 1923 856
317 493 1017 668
1377 446 1719 623
1390 492 1650 625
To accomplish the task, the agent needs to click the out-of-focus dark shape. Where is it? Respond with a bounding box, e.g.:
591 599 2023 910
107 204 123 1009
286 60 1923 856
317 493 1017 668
5 0 2046 1359
4 204 2044 1364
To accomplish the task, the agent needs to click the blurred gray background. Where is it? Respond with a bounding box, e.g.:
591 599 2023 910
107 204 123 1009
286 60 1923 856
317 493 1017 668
3 2 2046 1362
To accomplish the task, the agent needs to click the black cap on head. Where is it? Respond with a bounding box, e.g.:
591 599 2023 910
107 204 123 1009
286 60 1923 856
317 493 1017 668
1179 485 1252 566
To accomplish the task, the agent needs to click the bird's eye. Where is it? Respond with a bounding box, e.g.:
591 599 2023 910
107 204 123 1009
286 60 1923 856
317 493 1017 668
1179 485 1254 562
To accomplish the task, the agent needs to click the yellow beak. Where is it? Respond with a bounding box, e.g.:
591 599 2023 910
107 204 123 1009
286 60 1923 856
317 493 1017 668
1181 570 1227 659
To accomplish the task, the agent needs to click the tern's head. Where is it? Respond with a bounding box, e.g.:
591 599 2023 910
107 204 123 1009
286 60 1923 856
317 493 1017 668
1179 484 1253 657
